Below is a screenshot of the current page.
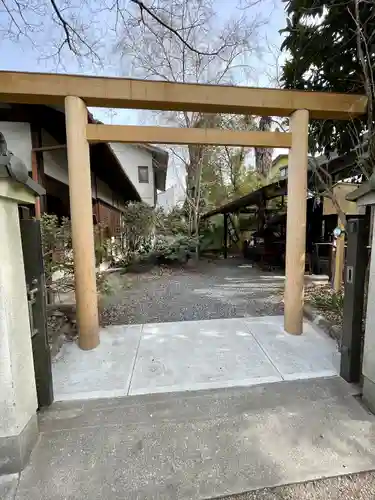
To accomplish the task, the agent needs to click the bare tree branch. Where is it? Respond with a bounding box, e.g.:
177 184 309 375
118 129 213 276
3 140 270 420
1 0 262 65
49 0 102 62
49 0 75 52
309 156 347 226
129 0 236 56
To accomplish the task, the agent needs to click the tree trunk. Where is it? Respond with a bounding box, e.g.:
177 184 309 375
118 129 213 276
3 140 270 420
255 116 273 177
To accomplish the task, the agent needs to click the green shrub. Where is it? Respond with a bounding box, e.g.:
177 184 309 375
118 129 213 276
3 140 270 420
40 213 110 299
150 234 199 264
119 202 156 265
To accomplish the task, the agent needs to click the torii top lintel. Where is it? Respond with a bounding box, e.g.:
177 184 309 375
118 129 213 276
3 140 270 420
0 71 367 120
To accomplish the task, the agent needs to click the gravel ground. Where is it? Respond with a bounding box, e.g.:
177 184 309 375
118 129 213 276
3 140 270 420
3 471 375 499
100 257 285 326
304 283 343 328
222 472 375 499
4 471 375 500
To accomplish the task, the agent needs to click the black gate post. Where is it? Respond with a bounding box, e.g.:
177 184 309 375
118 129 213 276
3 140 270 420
223 213 228 259
20 217 54 407
340 215 369 383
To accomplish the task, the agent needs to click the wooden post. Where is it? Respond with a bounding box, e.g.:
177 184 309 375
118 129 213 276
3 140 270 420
223 213 228 259
340 216 368 383
65 96 99 350
284 109 309 335
30 125 46 217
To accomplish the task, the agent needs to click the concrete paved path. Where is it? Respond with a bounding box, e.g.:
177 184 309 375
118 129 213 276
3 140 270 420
13 377 375 499
53 316 339 401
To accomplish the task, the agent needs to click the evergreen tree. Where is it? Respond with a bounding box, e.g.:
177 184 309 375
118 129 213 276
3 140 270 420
281 0 375 168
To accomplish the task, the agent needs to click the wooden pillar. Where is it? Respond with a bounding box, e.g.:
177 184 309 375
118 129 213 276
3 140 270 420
65 96 99 350
284 109 309 335
223 213 228 259
30 125 46 217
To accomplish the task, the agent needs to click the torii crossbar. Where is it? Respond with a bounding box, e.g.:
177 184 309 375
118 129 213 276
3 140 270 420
0 70 366 349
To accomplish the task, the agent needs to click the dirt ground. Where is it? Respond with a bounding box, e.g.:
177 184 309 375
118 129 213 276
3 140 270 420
100 257 285 326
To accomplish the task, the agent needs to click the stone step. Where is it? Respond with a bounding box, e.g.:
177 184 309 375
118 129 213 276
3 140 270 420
40 376 360 432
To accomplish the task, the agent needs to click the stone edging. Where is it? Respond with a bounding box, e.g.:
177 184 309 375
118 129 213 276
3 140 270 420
303 303 342 349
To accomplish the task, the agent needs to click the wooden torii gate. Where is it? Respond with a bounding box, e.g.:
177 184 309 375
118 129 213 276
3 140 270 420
0 71 367 349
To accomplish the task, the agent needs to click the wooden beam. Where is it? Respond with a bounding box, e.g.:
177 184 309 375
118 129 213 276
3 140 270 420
284 109 309 335
65 96 100 350
86 124 293 148
0 71 367 119
32 144 66 152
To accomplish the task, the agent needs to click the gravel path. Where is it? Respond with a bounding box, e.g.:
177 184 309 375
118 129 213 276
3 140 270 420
100 258 285 326
3 470 375 499
224 472 375 499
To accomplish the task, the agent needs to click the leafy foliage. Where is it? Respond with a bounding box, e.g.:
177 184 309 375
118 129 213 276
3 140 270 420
41 214 74 295
200 115 267 210
40 213 109 298
151 234 199 263
155 206 189 236
118 203 197 267
281 0 374 160
199 217 227 252
118 201 157 265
